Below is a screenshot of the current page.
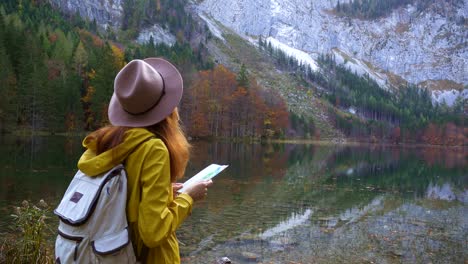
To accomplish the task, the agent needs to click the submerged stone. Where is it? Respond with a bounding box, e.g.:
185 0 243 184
217 256 232 264
241 251 259 261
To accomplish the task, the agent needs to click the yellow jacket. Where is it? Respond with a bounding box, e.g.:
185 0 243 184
78 128 193 263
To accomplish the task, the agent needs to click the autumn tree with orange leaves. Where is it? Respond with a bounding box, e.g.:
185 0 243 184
183 65 289 138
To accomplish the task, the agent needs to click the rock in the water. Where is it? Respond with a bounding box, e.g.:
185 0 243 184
217 256 232 264
241 251 259 261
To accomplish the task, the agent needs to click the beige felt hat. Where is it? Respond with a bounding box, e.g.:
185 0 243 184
108 58 183 127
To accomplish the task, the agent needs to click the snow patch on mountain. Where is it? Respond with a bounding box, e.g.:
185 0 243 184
266 37 319 71
332 49 390 90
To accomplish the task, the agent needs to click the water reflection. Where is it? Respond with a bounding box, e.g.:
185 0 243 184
260 209 313 239
180 143 466 263
0 136 466 263
0 136 82 208
426 182 467 202
338 196 383 224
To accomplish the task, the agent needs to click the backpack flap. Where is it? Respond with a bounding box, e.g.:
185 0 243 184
91 228 130 255
54 165 124 225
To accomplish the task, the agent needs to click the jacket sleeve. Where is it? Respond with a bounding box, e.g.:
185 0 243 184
137 140 193 248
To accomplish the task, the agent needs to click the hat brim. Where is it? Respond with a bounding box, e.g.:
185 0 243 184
108 58 183 127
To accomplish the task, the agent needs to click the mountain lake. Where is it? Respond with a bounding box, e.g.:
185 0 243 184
0 135 466 263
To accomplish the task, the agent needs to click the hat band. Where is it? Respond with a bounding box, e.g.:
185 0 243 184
123 72 166 116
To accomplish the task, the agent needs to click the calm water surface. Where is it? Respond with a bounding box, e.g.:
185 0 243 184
0 136 466 263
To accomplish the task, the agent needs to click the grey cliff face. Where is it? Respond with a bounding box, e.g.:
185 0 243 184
199 0 468 86
48 0 176 46
48 0 467 87
49 0 124 29
137 25 176 46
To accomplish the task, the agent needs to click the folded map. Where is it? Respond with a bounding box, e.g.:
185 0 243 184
178 164 228 193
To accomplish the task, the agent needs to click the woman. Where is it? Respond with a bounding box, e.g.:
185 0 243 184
77 58 212 263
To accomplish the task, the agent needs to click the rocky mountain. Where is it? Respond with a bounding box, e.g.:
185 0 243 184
197 0 468 108
49 0 467 106
198 0 467 88
49 0 124 29
48 0 176 46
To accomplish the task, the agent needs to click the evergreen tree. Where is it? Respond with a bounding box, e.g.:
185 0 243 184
15 33 50 130
89 43 124 128
0 28 17 130
51 28 74 63
236 63 249 88
73 41 88 77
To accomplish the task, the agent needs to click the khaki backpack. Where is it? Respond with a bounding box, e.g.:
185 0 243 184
54 164 137 263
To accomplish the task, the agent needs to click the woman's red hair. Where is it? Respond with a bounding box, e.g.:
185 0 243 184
89 108 190 182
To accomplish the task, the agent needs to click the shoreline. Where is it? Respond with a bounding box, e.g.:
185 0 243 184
265 138 468 149
2 131 466 148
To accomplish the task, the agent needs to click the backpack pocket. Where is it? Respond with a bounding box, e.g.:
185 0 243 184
91 228 136 263
55 230 87 263
54 166 124 226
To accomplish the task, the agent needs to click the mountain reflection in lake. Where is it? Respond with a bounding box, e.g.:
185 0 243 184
0 136 466 263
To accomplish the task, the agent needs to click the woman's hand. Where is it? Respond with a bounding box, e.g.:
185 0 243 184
172 183 183 199
183 180 213 202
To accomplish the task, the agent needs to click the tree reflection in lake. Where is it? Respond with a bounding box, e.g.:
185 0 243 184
0 137 466 263
179 142 467 263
